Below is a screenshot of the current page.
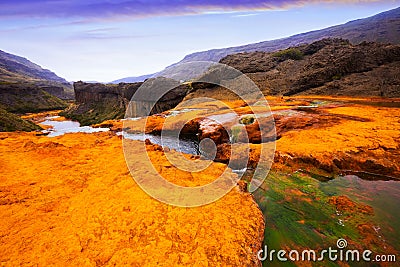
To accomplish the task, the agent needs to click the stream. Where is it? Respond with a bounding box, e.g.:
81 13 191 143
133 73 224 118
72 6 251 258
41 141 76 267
122 132 200 155
253 170 400 267
41 116 110 137
40 114 400 263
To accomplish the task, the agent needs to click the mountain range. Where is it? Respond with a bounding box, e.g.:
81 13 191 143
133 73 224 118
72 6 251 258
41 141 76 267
1 6 400 131
112 6 400 83
0 50 68 84
0 50 73 131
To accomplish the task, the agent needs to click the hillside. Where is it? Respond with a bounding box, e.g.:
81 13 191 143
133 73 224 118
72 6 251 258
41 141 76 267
0 107 41 132
214 38 400 97
114 7 400 82
0 49 74 99
69 38 400 128
178 7 400 64
0 50 72 131
0 50 68 83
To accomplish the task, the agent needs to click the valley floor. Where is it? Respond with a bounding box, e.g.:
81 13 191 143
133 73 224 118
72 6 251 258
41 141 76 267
0 96 399 266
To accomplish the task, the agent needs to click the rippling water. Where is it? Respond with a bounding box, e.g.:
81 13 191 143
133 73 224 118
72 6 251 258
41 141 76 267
122 132 199 155
320 174 400 251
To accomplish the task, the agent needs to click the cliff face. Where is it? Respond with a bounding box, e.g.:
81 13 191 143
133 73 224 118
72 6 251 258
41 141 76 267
63 78 190 125
217 39 400 97
61 82 141 126
74 81 139 106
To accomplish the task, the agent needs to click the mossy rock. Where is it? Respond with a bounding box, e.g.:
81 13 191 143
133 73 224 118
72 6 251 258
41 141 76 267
272 48 304 61
239 115 255 125
60 102 125 126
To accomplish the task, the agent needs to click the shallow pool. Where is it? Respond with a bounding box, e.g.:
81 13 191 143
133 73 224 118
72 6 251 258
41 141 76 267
41 116 110 137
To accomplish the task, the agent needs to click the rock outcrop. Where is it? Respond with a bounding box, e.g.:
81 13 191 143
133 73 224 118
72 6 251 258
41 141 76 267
61 81 142 125
0 131 265 266
218 38 400 97
63 78 190 125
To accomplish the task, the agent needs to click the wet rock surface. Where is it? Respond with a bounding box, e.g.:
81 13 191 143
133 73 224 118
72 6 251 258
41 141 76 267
0 132 264 266
126 96 400 179
2 95 400 266
273 97 400 178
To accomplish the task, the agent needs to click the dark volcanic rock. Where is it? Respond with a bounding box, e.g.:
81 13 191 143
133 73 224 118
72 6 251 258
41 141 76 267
219 39 400 97
74 81 141 105
130 77 190 117
63 78 190 125
62 82 142 126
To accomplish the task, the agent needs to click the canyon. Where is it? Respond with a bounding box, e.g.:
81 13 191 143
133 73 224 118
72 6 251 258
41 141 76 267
63 39 400 128
1 7 400 266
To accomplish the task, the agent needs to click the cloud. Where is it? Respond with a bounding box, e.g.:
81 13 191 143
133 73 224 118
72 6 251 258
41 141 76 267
233 13 261 18
0 20 90 33
62 27 163 41
0 0 384 20
70 33 160 41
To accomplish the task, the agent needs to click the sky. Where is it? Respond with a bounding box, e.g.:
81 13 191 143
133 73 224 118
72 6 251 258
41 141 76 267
0 0 399 82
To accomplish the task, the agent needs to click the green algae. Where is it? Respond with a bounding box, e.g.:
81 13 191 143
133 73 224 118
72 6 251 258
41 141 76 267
251 171 399 266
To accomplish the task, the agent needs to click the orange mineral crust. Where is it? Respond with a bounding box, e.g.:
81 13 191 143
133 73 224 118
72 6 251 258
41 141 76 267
0 132 264 266
275 103 400 177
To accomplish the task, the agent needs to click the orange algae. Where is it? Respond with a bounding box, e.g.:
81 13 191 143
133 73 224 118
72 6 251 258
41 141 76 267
0 132 264 266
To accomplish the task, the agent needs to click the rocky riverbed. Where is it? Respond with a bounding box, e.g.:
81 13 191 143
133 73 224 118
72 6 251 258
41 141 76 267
0 131 264 266
0 95 399 266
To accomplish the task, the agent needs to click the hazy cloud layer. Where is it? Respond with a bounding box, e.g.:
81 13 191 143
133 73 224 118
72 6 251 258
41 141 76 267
0 0 381 19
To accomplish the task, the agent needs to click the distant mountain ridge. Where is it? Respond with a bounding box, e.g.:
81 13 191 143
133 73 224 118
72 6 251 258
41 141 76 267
111 74 154 84
0 50 73 131
113 6 400 82
178 7 400 64
0 50 68 84
0 49 74 100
